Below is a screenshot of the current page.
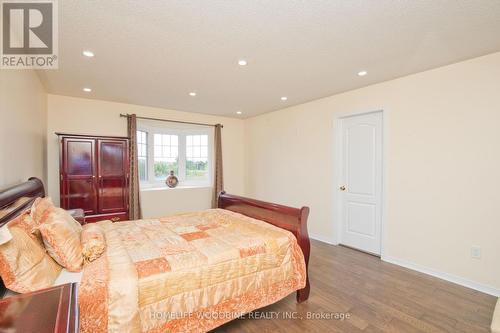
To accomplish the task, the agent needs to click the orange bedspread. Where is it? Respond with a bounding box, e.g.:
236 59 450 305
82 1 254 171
79 209 306 333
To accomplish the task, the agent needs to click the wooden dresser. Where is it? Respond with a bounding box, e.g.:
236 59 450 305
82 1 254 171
57 133 130 223
0 283 79 333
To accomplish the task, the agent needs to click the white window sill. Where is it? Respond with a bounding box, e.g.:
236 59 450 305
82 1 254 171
140 185 212 192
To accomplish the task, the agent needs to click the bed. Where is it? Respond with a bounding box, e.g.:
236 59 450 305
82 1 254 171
0 178 310 332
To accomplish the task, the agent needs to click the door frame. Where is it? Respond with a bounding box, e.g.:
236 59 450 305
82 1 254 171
333 109 388 257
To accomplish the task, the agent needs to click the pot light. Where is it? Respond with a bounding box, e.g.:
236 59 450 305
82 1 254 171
82 50 94 57
357 70 367 76
281 96 288 101
83 87 92 92
189 92 197 97
236 111 242 115
238 60 247 66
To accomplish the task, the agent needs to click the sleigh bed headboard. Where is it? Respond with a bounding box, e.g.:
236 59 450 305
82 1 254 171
0 177 45 227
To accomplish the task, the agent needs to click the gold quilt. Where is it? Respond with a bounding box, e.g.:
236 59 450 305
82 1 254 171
79 209 306 333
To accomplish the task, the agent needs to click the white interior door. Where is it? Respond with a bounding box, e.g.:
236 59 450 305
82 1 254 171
339 111 383 255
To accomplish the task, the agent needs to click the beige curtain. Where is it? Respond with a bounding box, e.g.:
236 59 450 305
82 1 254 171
211 124 224 208
127 114 142 219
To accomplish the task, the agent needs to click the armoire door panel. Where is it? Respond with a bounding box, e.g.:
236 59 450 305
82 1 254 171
99 141 126 176
60 138 97 214
64 178 97 215
99 178 127 213
97 139 129 215
64 140 95 176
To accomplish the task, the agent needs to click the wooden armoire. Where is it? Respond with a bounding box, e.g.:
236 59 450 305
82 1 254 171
57 133 130 222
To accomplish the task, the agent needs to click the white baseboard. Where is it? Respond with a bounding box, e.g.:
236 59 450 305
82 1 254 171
382 255 500 297
309 233 337 245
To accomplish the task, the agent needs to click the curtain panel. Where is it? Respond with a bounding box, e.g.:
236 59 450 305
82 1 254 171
127 114 142 219
211 124 224 208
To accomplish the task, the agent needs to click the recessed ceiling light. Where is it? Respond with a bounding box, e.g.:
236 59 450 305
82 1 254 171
82 50 94 57
189 92 197 97
357 70 367 76
238 60 247 66
281 96 288 101
83 87 92 92
236 111 242 115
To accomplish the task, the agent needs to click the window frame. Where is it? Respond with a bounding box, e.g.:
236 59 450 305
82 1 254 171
137 124 213 189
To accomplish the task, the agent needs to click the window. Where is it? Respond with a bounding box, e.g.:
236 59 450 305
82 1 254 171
186 135 208 181
137 126 212 188
137 130 147 181
153 134 178 180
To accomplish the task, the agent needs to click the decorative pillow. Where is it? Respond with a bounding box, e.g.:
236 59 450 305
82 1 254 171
38 207 83 272
30 197 55 225
0 213 62 293
81 223 106 263
8 209 43 247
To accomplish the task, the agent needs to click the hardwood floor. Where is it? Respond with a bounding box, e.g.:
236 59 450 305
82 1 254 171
214 240 496 333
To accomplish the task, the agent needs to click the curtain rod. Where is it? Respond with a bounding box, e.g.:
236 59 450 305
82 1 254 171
120 114 223 128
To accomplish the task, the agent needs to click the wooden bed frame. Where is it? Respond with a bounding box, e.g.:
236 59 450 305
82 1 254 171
0 179 310 303
0 177 45 227
218 191 311 303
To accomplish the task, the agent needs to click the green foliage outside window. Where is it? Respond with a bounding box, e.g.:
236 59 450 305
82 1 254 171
154 160 179 179
186 160 208 178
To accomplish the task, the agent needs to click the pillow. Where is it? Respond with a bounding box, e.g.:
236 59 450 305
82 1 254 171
38 207 83 272
81 223 106 263
0 213 62 293
8 209 43 247
30 197 55 225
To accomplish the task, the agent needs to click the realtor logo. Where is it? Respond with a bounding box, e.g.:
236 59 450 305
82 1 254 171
1 0 58 69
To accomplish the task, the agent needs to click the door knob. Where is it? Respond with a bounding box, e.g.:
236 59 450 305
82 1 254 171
339 185 346 191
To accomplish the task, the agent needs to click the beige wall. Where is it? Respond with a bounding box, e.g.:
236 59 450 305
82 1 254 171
46 95 245 217
141 187 213 218
0 70 47 189
5 52 499 295
245 52 500 293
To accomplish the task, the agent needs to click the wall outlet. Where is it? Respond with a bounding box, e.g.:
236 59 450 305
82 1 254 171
470 246 481 259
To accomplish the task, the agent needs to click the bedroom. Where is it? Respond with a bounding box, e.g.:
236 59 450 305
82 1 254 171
0 1 499 332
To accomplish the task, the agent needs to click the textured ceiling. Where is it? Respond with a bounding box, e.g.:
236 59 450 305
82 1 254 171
38 0 500 118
